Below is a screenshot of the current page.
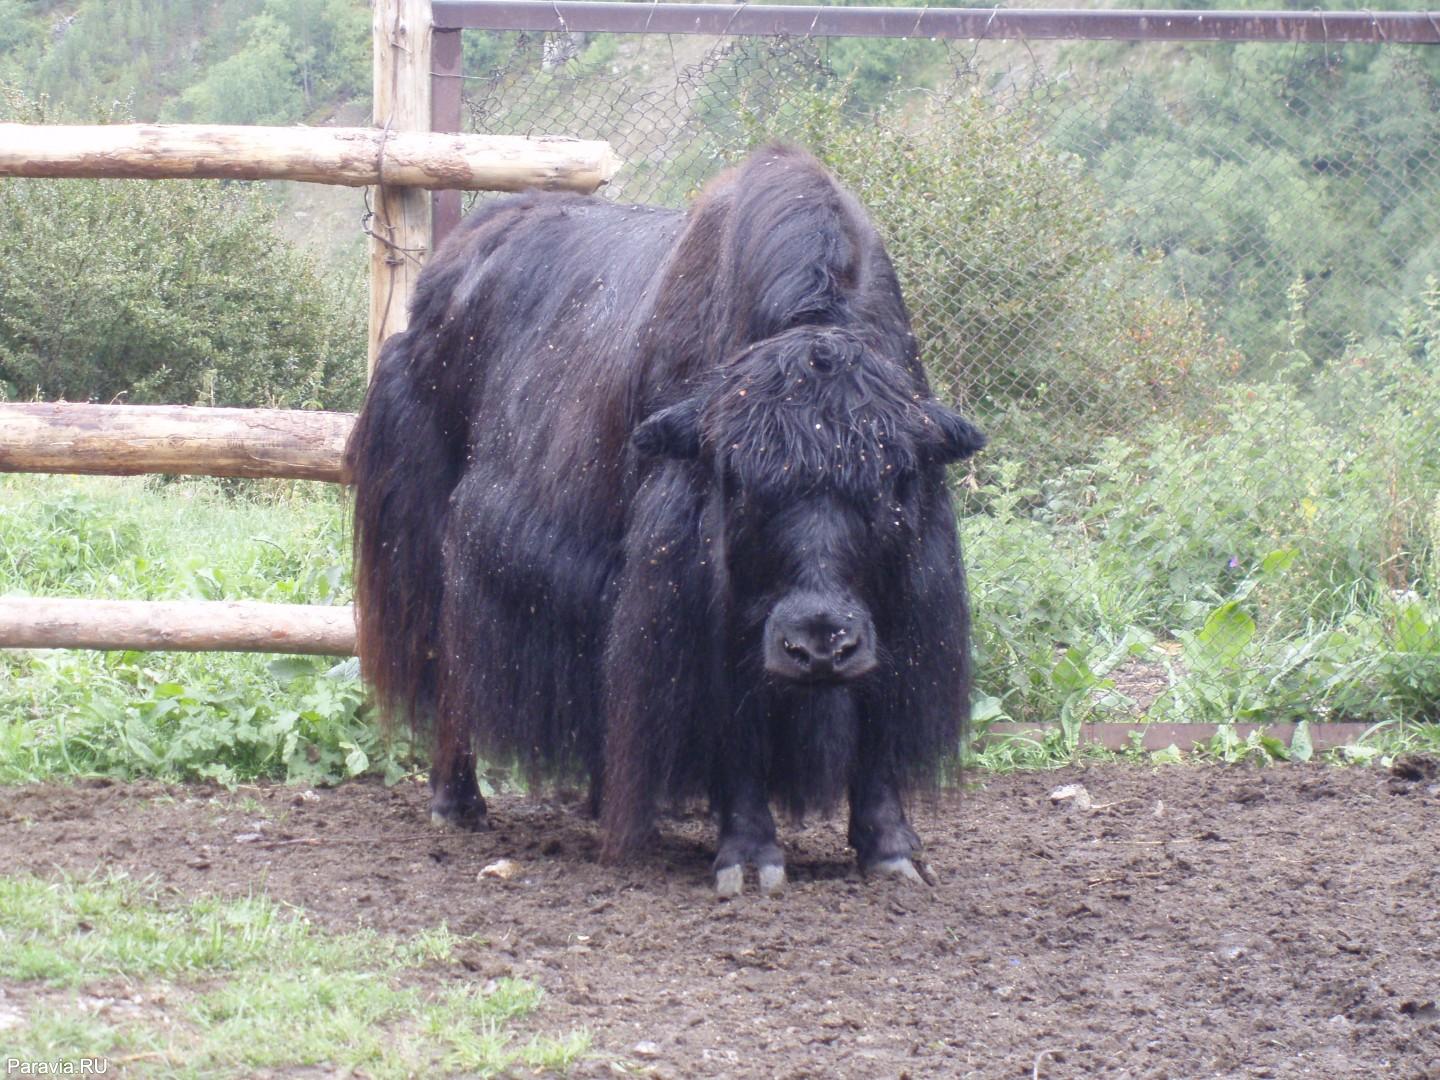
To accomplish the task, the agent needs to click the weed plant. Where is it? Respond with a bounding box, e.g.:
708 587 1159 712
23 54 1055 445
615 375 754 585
965 279 1440 738
0 475 409 787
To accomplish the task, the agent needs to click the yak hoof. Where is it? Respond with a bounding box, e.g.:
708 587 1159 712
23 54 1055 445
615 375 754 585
758 864 787 896
715 865 745 898
865 856 934 886
715 863 787 897
429 807 489 832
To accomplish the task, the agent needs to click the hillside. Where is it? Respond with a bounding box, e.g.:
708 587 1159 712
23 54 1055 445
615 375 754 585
0 0 368 125
0 0 371 264
4 0 1436 363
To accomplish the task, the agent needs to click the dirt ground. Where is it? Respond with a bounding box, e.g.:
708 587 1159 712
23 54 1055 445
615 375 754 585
4 760 1439 1079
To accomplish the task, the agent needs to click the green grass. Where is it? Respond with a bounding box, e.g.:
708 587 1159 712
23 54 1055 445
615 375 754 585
0 873 589 1078
963 717 1440 773
0 474 352 604
1 474 409 788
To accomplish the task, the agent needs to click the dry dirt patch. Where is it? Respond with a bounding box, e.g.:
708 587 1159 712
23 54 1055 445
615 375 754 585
3 763 1438 1078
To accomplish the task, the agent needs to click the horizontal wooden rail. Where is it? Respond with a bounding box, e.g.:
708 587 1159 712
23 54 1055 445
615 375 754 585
0 598 355 656
0 403 354 482
433 2 1440 44
0 123 621 192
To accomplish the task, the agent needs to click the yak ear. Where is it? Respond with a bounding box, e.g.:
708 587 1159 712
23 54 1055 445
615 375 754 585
920 401 987 465
632 398 702 460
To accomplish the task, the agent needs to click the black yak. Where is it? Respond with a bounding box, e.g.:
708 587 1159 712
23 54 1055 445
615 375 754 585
345 145 984 895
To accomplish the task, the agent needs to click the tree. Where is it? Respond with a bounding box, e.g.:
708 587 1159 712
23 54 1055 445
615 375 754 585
170 13 304 126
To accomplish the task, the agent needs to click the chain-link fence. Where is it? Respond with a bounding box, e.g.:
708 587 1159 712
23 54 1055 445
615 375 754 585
459 25 1440 736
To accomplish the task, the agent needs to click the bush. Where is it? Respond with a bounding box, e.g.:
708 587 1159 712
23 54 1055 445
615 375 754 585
965 281 1440 729
0 475 396 787
712 88 1234 466
171 13 306 126
0 95 365 410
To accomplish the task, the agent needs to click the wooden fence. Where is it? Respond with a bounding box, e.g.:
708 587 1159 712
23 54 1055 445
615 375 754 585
0 0 618 656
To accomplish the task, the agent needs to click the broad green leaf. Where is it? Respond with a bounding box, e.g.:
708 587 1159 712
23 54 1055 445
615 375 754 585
1290 720 1313 762
1051 648 1098 694
268 657 319 683
1194 602 1256 670
1258 734 1289 761
1209 725 1242 759
1260 547 1300 576
1393 605 1434 654
970 694 1007 724
122 719 161 766
343 744 369 778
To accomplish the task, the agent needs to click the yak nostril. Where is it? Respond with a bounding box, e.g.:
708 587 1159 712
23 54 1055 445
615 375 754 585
766 604 875 681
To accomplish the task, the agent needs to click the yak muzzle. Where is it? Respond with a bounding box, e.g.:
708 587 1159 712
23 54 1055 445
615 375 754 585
763 594 877 683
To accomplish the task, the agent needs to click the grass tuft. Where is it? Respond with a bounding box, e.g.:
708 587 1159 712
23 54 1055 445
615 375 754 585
0 872 588 1077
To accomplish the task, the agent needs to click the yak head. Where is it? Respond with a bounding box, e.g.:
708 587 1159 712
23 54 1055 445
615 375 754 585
633 326 984 686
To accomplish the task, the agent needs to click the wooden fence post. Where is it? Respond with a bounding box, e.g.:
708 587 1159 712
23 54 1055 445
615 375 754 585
370 0 434 374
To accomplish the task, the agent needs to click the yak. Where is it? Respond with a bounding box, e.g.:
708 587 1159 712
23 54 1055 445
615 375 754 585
345 145 985 895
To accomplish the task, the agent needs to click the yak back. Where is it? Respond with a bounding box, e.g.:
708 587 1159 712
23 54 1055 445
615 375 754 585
639 144 924 414
421 144 924 532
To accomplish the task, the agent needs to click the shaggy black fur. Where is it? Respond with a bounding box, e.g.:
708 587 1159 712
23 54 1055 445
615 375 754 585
345 145 984 883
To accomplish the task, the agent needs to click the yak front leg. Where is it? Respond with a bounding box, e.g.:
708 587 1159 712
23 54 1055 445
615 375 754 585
848 770 932 885
712 764 786 898
430 748 488 831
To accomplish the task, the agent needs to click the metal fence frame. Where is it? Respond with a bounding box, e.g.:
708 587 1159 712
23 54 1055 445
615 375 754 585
426 3 1440 248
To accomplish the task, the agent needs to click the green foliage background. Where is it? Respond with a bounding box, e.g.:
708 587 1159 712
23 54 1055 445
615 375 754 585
1 2 1438 781
0 0 368 126
0 117 366 408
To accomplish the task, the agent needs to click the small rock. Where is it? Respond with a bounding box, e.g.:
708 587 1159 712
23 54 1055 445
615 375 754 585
633 1040 662 1058
1049 783 1093 811
479 858 522 881
1215 940 1248 962
1213 933 1270 963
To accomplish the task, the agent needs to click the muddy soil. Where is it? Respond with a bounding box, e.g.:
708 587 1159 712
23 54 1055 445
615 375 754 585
4 762 1439 1079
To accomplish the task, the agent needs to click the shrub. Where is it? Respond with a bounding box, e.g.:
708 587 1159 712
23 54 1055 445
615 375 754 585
712 87 1234 466
0 95 365 410
965 281 1440 729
